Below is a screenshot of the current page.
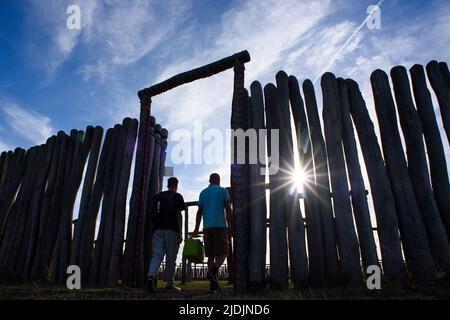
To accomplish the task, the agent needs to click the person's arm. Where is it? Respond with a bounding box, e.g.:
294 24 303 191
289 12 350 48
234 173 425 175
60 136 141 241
192 205 203 237
176 195 185 244
177 210 183 244
225 201 233 236
224 189 233 236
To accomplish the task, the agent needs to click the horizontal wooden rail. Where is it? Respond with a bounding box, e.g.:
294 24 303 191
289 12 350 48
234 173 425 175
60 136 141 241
138 51 251 99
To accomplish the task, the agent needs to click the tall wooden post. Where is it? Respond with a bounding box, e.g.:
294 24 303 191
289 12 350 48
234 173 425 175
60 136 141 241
231 58 249 293
143 124 162 276
264 83 289 290
248 81 268 288
78 128 113 284
54 127 94 284
276 71 308 289
24 137 56 280
124 94 152 287
337 78 379 271
302 79 340 285
371 69 434 284
71 126 104 269
107 118 138 287
289 76 322 286
321 73 362 284
89 125 122 285
32 132 69 282
410 64 450 239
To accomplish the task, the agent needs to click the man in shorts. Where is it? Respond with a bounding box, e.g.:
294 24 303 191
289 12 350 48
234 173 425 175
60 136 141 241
192 173 233 292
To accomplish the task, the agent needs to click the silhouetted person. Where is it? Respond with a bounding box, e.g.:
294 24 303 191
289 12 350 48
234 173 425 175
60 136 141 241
147 177 185 293
192 173 233 291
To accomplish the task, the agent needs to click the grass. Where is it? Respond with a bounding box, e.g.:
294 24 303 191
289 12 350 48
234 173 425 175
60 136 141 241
1 281 450 300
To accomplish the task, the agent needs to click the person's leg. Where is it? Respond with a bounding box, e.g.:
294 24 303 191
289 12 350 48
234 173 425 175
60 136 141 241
214 254 228 269
164 230 180 289
148 230 166 278
207 257 215 271
210 229 229 290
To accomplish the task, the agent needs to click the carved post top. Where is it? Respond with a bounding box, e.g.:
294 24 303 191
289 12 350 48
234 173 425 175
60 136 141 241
160 128 168 139
154 124 162 136
160 128 168 150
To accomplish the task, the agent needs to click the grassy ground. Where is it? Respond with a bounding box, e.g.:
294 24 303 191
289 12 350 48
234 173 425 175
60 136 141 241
1 281 450 300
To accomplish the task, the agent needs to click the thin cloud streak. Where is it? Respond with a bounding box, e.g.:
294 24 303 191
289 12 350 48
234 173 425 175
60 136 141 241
2 103 53 146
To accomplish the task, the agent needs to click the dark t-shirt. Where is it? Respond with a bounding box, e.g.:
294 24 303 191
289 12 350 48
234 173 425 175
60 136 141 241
152 191 185 233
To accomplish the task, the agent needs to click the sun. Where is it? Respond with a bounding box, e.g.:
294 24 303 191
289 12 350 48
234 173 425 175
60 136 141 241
293 167 306 194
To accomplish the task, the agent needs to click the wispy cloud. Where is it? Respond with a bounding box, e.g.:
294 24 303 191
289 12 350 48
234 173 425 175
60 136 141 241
2 103 53 145
25 0 191 78
154 0 333 129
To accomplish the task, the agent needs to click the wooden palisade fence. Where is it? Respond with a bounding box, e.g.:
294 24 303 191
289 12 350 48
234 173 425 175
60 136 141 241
240 59 450 291
0 116 169 287
0 51 449 293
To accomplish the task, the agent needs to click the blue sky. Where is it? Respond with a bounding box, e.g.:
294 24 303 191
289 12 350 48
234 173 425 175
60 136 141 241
1 0 449 207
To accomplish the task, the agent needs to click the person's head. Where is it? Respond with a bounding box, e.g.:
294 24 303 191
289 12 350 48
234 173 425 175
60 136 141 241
167 177 179 191
209 173 220 185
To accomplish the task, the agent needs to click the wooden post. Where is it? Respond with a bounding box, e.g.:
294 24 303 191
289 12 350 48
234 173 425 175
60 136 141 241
346 79 405 281
0 148 27 236
99 119 131 286
276 71 308 289
138 115 156 286
181 205 189 285
321 73 362 284
50 130 76 284
391 66 450 275
426 61 450 142
54 127 94 284
15 146 47 281
410 64 450 238
302 80 340 284
107 118 139 287
90 125 122 285
0 147 38 280
78 128 113 284
248 81 268 288
231 59 249 293
32 132 69 282
71 126 104 268
264 83 289 290
337 78 379 271
143 124 162 276
24 136 57 280
159 128 168 192
289 75 322 286
371 69 434 283
124 96 152 288
36 134 62 243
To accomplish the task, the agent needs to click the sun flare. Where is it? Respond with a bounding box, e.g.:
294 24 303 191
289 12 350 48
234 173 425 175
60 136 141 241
294 167 306 194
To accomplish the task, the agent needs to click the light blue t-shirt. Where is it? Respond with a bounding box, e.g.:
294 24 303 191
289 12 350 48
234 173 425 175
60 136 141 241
198 184 230 229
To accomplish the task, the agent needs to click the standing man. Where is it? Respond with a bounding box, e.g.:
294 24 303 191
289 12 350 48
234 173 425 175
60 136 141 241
147 177 185 293
192 173 233 292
